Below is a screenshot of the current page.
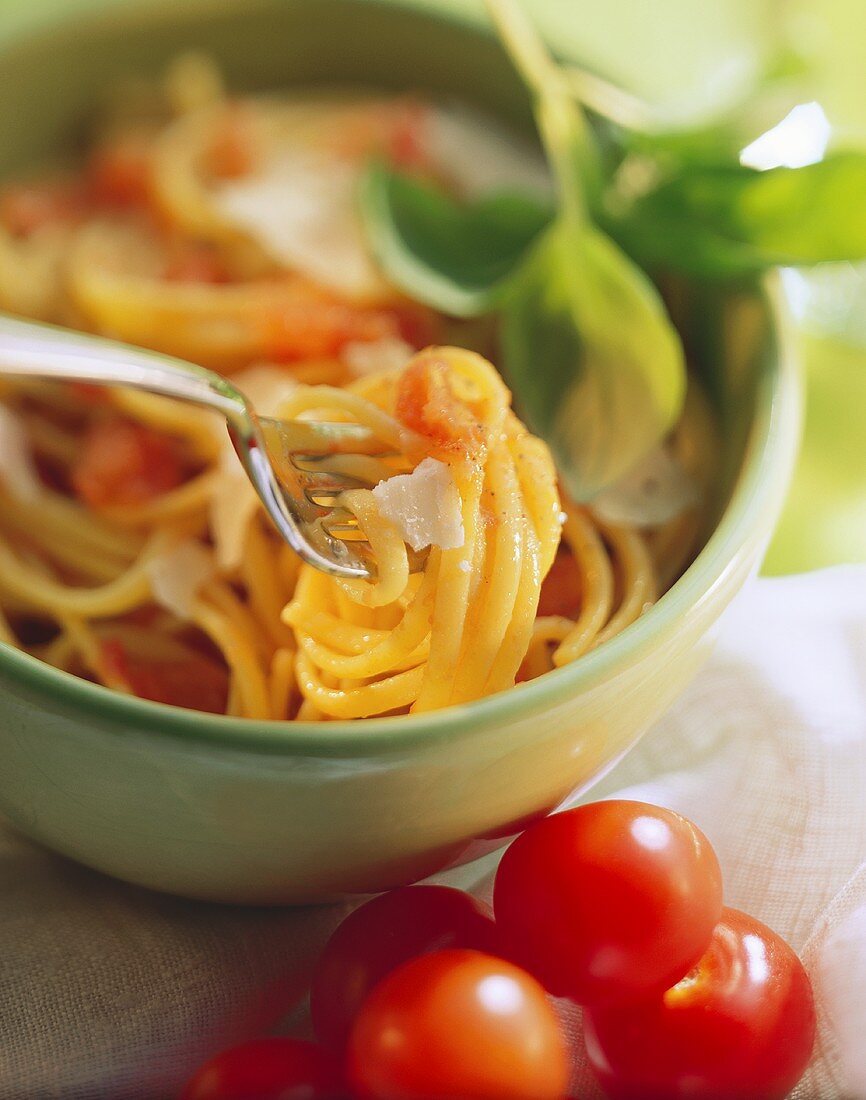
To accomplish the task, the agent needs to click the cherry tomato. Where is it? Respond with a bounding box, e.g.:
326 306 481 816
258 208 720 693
310 884 498 1052
180 1037 342 1100
583 907 815 1100
347 948 569 1100
71 417 186 509
494 800 723 1004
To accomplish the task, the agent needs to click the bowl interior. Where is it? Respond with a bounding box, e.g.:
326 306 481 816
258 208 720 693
0 0 790 748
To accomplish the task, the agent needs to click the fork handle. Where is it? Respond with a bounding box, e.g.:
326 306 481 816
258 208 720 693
0 313 373 579
0 313 251 427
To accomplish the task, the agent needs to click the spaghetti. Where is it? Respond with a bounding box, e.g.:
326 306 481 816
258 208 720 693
0 57 715 720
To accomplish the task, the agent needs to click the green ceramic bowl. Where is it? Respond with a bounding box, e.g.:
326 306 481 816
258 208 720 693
0 0 800 903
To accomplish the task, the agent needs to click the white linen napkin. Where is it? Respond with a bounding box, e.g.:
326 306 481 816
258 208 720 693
3 566 866 1100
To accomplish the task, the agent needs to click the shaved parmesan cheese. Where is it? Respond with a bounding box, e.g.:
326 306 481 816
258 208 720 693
426 105 552 200
343 336 414 377
215 150 387 300
0 405 41 501
591 446 699 528
210 469 259 571
146 540 214 619
372 457 464 551
208 365 298 570
232 363 298 418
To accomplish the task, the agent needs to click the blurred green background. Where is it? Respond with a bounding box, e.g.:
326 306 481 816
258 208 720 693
1 0 864 574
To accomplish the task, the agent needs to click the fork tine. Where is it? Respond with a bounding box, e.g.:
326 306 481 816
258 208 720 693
289 453 398 485
261 417 386 456
257 415 428 577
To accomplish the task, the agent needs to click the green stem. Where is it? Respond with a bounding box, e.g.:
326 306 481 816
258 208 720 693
484 0 602 230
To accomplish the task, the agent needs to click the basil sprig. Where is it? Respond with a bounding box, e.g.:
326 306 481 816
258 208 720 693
358 0 866 498
360 162 552 317
606 154 866 279
361 0 687 500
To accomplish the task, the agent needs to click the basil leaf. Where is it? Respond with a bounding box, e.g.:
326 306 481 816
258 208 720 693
502 221 686 498
486 0 686 499
609 153 866 277
358 162 552 317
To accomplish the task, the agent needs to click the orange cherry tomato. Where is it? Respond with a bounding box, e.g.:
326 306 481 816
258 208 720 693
311 885 498 1053
494 800 723 1005
347 948 570 1100
583 907 816 1100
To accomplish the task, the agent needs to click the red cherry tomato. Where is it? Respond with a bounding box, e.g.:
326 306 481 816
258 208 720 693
347 948 569 1100
179 1037 342 1100
494 800 723 1004
310 884 498 1052
583 907 816 1100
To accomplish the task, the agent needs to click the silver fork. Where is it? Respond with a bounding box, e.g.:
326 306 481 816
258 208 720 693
0 314 396 579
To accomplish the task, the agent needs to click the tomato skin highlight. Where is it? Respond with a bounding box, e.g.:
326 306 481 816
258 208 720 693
347 948 569 1100
179 1037 342 1100
310 884 498 1053
583 907 815 1100
493 800 723 1005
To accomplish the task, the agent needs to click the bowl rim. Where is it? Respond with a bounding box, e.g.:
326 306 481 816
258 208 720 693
0 0 802 757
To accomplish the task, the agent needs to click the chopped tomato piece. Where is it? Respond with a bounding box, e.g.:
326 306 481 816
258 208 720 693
331 99 431 173
99 638 229 714
0 180 87 236
71 418 185 509
207 106 259 179
68 381 112 405
387 100 431 172
88 135 153 208
537 549 582 618
164 243 230 284
392 302 441 349
260 277 406 362
395 353 486 458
